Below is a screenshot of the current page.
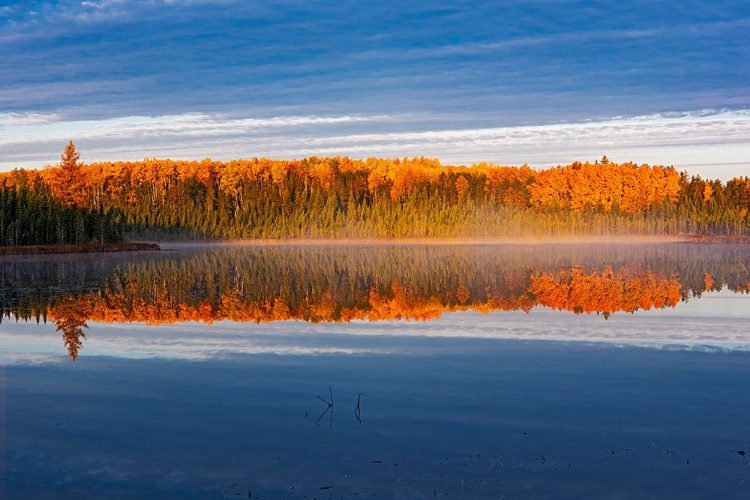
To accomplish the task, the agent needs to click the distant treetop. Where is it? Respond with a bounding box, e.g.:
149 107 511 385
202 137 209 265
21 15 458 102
61 141 80 171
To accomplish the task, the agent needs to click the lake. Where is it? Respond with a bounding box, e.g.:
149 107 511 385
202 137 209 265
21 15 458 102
2 242 750 499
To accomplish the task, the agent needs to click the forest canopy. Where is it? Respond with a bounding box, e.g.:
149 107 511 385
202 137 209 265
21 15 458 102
0 145 748 244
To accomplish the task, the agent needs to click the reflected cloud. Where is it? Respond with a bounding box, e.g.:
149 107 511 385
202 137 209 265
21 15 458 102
3 297 750 365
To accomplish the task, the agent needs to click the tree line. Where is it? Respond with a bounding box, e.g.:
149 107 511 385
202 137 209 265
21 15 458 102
0 144 749 243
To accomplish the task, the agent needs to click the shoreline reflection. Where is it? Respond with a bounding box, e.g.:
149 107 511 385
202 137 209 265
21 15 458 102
1 244 749 360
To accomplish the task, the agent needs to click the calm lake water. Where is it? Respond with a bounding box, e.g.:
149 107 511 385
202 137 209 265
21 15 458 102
2 242 750 499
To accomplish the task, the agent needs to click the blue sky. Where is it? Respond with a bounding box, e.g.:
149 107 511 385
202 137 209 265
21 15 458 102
1 0 748 179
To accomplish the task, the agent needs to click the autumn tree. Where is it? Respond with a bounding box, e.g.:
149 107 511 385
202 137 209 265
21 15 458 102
51 141 87 206
61 140 81 171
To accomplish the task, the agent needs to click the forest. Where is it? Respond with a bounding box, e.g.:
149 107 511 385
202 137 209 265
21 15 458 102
0 142 748 244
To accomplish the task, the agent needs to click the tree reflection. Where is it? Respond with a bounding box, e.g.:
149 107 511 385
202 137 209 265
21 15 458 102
51 297 92 361
1 244 749 360
56 318 88 361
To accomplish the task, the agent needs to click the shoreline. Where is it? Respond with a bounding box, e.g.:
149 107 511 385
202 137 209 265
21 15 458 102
158 233 750 249
0 242 161 256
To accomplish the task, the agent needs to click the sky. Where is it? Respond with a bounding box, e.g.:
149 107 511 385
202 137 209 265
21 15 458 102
1 0 749 179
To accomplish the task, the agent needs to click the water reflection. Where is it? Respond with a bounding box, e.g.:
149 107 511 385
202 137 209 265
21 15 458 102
5 340 750 499
1 243 749 360
3 244 750 499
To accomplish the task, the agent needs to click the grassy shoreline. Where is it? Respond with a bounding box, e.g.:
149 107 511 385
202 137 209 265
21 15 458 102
0 242 160 255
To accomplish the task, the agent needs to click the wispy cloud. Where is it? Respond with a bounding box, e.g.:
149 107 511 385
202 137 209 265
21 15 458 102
0 111 60 126
0 112 390 142
1 1 748 125
416 16 750 59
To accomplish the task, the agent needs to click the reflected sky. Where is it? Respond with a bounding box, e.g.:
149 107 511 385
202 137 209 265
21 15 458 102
3 337 750 498
2 287 750 365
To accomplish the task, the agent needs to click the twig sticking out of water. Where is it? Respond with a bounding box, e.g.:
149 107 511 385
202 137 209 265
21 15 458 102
316 386 334 427
317 386 334 408
355 393 364 423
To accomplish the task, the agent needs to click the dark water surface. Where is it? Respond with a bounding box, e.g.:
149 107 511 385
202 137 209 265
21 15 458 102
2 243 750 499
